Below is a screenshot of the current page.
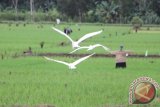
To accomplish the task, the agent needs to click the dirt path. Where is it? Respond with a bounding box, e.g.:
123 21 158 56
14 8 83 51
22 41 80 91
17 53 160 58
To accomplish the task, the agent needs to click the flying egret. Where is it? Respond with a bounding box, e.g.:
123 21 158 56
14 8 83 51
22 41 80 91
44 53 95 69
70 44 110 54
52 27 102 48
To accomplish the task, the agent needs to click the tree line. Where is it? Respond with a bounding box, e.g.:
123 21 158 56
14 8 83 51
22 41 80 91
0 0 160 24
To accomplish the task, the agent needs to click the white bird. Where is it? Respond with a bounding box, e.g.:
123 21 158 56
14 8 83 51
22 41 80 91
70 44 110 54
56 18 60 24
44 53 95 69
145 50 148 57
52 27 102 48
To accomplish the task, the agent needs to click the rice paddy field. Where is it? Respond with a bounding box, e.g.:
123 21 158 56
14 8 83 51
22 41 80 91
0 23 160 107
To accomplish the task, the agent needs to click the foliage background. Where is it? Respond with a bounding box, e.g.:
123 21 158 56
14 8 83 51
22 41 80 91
0 0 160 24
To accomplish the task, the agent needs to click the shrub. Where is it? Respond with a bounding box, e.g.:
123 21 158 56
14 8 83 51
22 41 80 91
131 16 143 32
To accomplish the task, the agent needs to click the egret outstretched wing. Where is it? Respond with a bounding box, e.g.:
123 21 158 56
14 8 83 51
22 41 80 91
77 30 102 44
70 46 89 53
87 44 110 52
72 53 95 66
97 44 110 51
52 27 74 43
44 56 70 66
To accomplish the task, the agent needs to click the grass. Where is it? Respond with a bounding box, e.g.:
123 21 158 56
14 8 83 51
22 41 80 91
0 23 160 55
0 23 160 107
0 57 160 107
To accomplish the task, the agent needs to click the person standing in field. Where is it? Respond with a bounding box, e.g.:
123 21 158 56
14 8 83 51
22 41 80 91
111 45 133 68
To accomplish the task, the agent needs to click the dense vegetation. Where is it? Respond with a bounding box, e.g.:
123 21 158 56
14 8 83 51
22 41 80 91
0 0 160 24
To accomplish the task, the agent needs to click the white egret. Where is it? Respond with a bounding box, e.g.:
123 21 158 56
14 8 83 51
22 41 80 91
52 27 102 48
70 44 110 53
44 53 95 69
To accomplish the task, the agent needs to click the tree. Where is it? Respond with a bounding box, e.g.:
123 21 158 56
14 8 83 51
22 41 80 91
57 0 93 22
12 0 18 14
30 0 34 21
131 16 143 32
152 0 160 16
144 11 160 24
12 0 18 20
95 1 120 23
0 0 159 23
33 0 56 12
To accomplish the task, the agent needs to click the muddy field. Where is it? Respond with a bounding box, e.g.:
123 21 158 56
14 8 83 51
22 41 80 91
18 53 160 58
